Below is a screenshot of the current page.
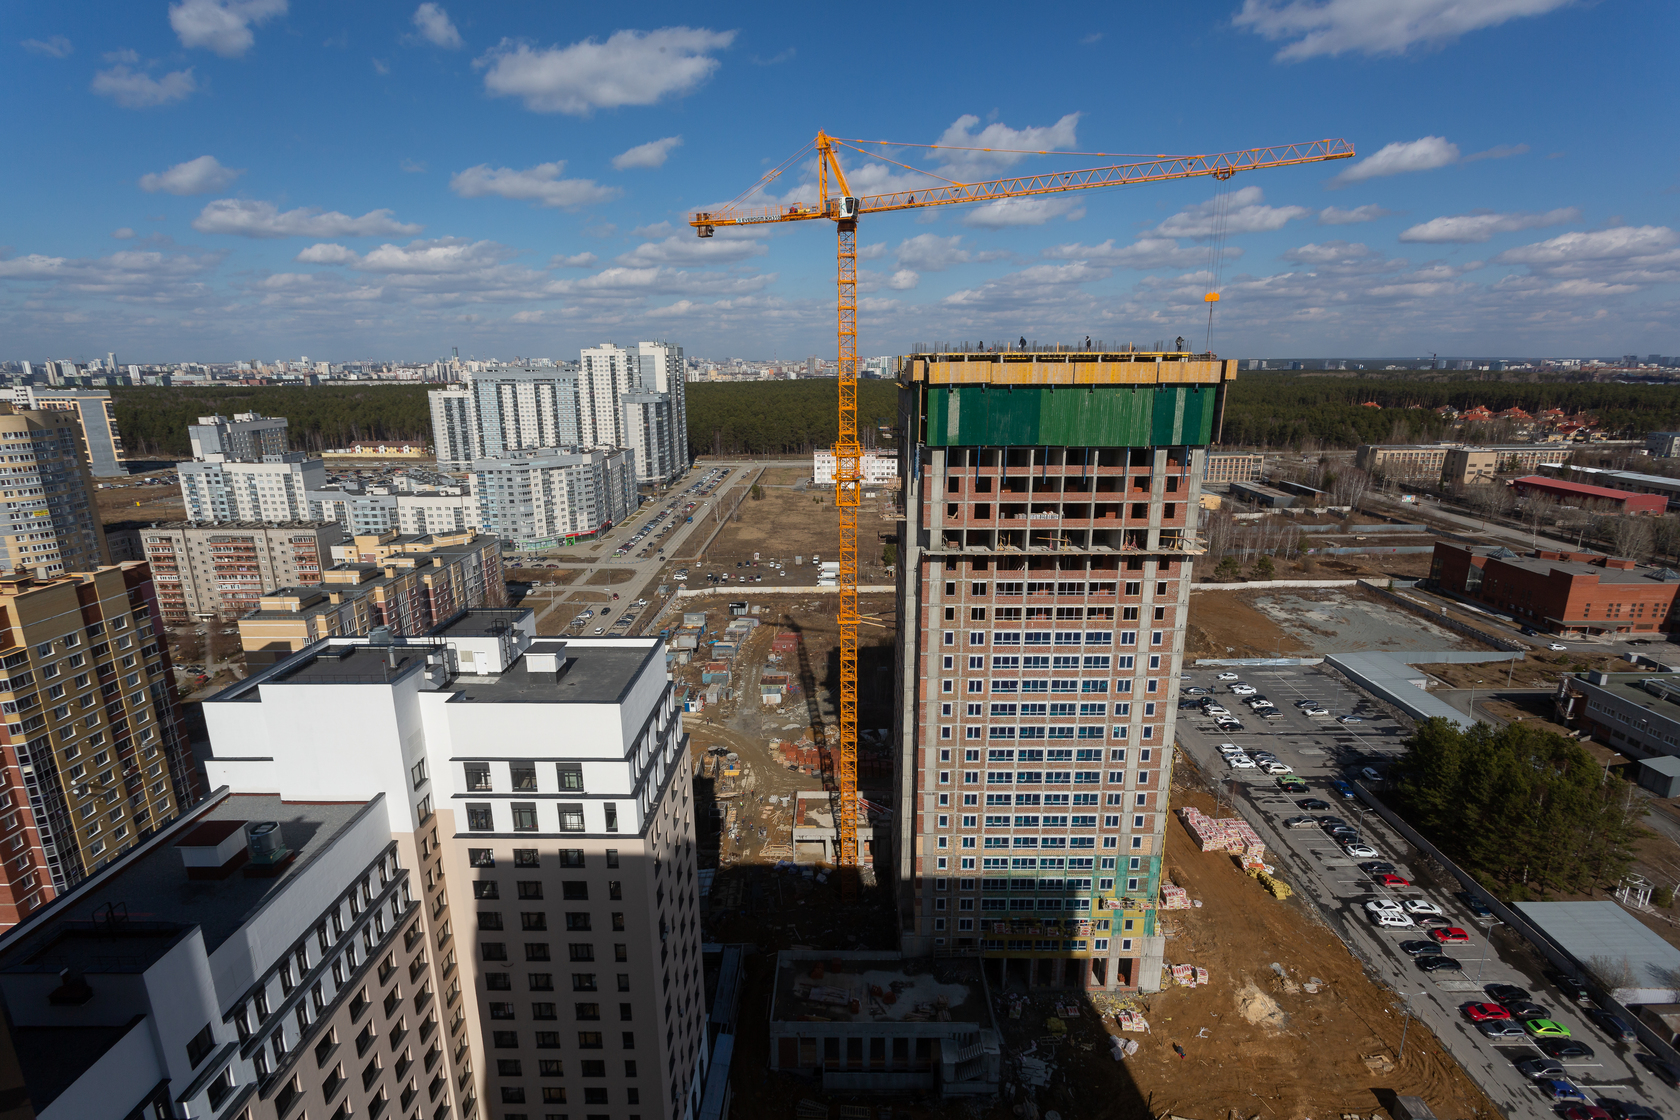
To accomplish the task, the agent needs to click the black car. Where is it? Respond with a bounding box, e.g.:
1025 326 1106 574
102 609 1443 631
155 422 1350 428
1536 1038 1594 1060
1598 1101 1663 1120
1297 798 1330 811
1586 1008 1638 1042
1456 892 1495 919
1360 861 1399 875
1418 955 1462 972
1485 983 1531 1003
1179 700 1202 711
1318 817 1348 828
1400 940 1443 956
1545 970 1591 1004
1502 999 1549 1021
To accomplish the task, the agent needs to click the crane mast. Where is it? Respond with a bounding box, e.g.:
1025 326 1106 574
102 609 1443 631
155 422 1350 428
691 132 1354 907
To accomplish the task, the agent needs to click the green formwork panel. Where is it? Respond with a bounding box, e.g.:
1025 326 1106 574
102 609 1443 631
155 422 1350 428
926 384 1216 447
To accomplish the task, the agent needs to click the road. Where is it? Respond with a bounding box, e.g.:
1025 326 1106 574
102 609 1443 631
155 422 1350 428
1174 663 1679 1120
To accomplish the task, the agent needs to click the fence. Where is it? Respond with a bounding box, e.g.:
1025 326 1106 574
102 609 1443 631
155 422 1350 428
1354 782 1680 1071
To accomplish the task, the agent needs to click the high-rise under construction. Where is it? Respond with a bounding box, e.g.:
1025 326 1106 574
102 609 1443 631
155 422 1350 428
890 347 1235 992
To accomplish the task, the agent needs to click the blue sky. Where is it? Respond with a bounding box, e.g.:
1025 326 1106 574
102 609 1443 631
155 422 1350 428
3 0 1676 362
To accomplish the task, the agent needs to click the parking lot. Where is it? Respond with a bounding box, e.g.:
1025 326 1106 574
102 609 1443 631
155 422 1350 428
1175 663 1677 1120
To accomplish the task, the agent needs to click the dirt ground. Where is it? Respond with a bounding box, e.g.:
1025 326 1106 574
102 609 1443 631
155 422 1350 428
585 567 636 585
1186 587 1478 661
98 480 184 524
684 480 899 584
506 567 580 585
1418 651 1640 690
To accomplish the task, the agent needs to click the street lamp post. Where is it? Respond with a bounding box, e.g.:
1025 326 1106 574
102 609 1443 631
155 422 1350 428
1468 679 1484 722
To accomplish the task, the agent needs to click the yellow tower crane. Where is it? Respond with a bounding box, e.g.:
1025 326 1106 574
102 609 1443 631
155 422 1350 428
691 134 1354 901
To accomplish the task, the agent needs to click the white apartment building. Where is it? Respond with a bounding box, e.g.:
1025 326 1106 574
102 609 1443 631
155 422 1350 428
470 448 637 550
814 449 900 487
0 787 471 1120
578 345 638 450
189 412 290 462
622 392 677 489
180 456 327 523
199 615 709 1120
308 481 475 538
431 385 477 468
635 341 688 471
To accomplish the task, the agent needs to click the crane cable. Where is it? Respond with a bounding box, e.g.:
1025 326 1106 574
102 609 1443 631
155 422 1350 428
1203 184 1234 352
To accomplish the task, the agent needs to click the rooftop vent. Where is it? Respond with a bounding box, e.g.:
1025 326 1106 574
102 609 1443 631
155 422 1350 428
175 818 250 879
526 642 568 675
244 820 295 878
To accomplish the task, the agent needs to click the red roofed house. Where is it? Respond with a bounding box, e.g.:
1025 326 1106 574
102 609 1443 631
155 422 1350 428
1510 475 1668 515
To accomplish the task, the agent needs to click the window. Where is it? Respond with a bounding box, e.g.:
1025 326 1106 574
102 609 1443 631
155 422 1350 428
525 943 551 961
557 763 583 791
566 913 592 931
569 943 595 962
473 881 499 900
563 881 589 901
464 763 491 791
468 848 495 868
510 763 537 791
410 759 427 790
512 803 538 832
186 1024 216 1068
522 913 548 931
559 849 585 868
577 1031 604 1049
513 849 539 868
466 804 493 831
604 802 619 832
480 911 504 931
558 804 585 832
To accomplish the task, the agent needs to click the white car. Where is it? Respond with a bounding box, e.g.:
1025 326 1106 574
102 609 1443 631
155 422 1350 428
1364 898 1404 914
1261 762 1294 775
1548 642 1568 651
1228 754 1257 769
1231 684 1257 696
1217 672 1240 681
1204 706 1232 718
1344 843 1379 858
1217 743 1243 755
1303 707 1330 717
1369 911 1416 928
1402 899 1442 916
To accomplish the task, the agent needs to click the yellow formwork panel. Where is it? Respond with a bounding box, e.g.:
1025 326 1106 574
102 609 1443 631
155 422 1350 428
907 356 1235 387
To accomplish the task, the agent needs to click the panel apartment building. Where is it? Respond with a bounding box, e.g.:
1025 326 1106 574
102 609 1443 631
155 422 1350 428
201 614 710 1120
0 408 109 577
0 564 194 925
1 386 127 477
108 521 347 623
891 350 1234 992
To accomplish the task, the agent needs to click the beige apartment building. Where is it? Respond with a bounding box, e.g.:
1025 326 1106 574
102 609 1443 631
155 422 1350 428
239 531 508 667
1355 442 1573 483
0 409 109 577
107 521 348 623
0 563 193 926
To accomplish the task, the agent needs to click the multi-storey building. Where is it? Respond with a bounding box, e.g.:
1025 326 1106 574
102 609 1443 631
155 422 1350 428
471 449 637 550
579 345 639 451
635 341 689 472
1 386 127 476
814 449 899 487
0 787 470 1120
188 411 292 461
1355 442 1572 480
0 409 109 576
1557 465 1680 512
622 391 677 487
308 477 475 537
201 615 709 1120
1647 432 1680 459
110 521 346 623
431 384 479 468
239 531 508 666
891 350 1234 992
0 563 193 923
180 455 328 522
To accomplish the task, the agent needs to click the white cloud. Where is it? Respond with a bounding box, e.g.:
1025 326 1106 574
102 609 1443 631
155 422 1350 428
962 197 1085 228
0 247 224 305
1399 207 1581 243
943 262 1112 309
1041 238 1222 270
400 158 426 173
612 136 683 170
1153 186 1311 237
21 36 72 58
1233 0 1574 61
888 270 920 290
932 113 1081 179
616 230 764 267
449 162 620 210
1494 226 1679 271
112 228 136 240
1318 204 1393 224
412 3 462 49
295 243 360 265
475 28 735 115
91 63 197 108
1330 136 1459 186
169 0 287 58
1278 240 1406 274
358 239 516 274
193 199 423 238
895 234 969 272
139 155 244 195
550 252 598 268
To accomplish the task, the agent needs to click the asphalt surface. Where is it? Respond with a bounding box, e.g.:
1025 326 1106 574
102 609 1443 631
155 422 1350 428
1174 663 1679 1120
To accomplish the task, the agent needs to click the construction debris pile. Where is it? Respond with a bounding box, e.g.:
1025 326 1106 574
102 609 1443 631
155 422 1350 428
1179 806 1266 859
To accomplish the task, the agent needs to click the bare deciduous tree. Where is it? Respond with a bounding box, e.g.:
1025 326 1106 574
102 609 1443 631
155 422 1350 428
1464 483 1514 526
1605 515 1655 561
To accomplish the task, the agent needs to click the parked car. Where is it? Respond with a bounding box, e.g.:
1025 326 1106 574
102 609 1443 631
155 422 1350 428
1216 672 1239 681
1399 939 1443 956
1359 861 1398 875
1545 970 1592 1004
1303 707 1331 717
1365 899 1404 915
1486 983 1531 1003
1638 1056 1680 1088
1515 1058 1566 1080
1344 843 1379 858
1538 1080 1590 1104
1478 1019 1529 1040
1231 684 1257 696
1462 1002 1512 1022
1430 927 1470 944
1261 762 1294 775
1503 1000 1550 1021
1228 754 1257 769
1526 1018 1571 1039
1538 1039 1595 1060
1297 798 1331 811
1418 955 1463 972
1360 766 1383 782
1374 873 1411 888
1599 1100 1664 1120
1402 899 1442 916
1339 715 1364 724
1283 816 1317 829
1331 780 1356 799
1458 891 1495 919
1371 911 1415 928
1549 642 1568 651
1586 1009 1638 1042
1217 742 1243 755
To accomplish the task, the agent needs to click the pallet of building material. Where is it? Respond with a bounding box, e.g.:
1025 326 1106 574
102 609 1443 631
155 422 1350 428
1257 871 1292 899
1170 964 1195 985
1160 883 1191 909
835 1107 872 1120
795 1100 829 1120
1117 1010 1150 1031
1194 967 1209 985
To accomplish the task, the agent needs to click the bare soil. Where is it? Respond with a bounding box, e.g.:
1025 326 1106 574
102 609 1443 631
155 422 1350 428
687 483 899 582
98 481 185 524
584 567 637 585
1185 591 1312 660
1417 652 1640 690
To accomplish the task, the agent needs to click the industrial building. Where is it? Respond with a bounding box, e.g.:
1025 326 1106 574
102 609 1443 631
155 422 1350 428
1430 543 1680 636
1558 465 1680 511
1 386 127 477
0 564 195 924
0 409 109 576
1354 442 1572 481
891 349 1233 992
109 521 347 623
1511 475 1668 516
201 614 709 1120
1556 671 1680 762
237 530 508 666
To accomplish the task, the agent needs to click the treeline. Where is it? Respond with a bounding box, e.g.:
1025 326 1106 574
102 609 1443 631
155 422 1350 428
1391 718 1642 897
1220 375 1680 450
111 385 433 458
686 379 898 455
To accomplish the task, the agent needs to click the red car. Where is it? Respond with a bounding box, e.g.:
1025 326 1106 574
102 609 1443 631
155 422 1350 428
1374 873 1410 888
1462 1002 1511 1022
1563 1107 1611 1120
1430 927 1470 944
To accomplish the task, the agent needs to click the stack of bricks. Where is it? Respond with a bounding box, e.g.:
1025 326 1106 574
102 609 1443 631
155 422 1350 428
1160 882 1190 909
1178 807 1266 859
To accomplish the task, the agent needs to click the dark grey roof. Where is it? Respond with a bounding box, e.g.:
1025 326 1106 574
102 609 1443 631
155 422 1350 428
452 642 657 706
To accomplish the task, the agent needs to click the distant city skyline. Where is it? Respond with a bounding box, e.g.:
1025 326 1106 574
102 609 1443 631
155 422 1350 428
3 3 1675 358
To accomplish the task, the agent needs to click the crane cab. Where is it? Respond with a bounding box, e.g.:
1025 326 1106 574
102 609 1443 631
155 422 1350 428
834 196 859 220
